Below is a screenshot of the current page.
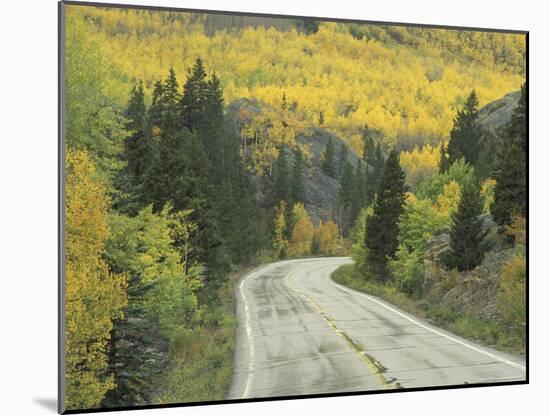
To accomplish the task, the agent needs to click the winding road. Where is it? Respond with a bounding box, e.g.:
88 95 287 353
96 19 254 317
228 257 526 400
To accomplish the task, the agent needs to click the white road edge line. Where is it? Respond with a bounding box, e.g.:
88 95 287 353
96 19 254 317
239 267 261 399
329 277 526 372
238 258 351 399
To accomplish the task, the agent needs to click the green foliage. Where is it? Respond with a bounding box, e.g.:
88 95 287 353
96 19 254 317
416 158 475 201
106 205 202 339
387 192 450 297
440 91 483 172
491 86 527 226
291 148 306 203
507 83 527 153
337 141 349 177
440 181 491 271
103 205 202 405
65 12 127 181
321 138 337 178
398 196 450 254
124 81 149 177
365 141 385 204
273 146 292 204
389 246 424 297
338 160 355 234
351 206 373 275
364 150 408 281
492 143 526 226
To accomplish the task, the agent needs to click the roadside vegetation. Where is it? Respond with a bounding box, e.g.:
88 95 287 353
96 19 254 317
333 86 527 355
333 262 525 354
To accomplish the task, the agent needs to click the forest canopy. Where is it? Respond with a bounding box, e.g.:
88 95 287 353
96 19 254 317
67 5 525 151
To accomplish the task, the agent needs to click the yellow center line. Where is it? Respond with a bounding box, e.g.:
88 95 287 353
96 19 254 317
284 268 400 390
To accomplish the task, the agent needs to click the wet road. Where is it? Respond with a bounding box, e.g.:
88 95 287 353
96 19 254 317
228 258 526 400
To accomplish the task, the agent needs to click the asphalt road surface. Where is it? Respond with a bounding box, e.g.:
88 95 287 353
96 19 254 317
228 257 526 400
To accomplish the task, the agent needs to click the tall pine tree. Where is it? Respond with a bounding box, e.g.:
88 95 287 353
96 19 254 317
440 90 483 172
364 150 407 282
321 138 336 178
440 181 490 271
491 84 527 226
180 58 208 132
273 145 292 204
338 142 349 177
124 80 149 178
365 142 385 204
291 148 306 204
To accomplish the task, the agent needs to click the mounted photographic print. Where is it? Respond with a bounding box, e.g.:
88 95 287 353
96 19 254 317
59 1 528 413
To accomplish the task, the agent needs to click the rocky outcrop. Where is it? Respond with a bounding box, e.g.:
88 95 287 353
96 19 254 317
440 249 515 320
422 217 512 321
226 99 363 225
478 90 520 135
297 129 362 225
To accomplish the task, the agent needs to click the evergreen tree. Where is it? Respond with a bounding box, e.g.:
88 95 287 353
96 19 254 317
440 181 491 271
321 137 337 178
291 148 306 203
440 90 483 172
491 85 527 226
159 68 181 134
507 82 527 153
365 142 385 204
273 145 292 204
148 80 164 134
352 162 367 219
338 160 355 234
231 182 267 264
362 124 374 162
102 273 165 407
338 142 349 177
124 80 149 178
203 71 225 165
180 58 208 132
364 150 407 282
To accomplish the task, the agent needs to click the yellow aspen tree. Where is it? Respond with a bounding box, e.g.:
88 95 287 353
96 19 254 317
273 200 288 258
288 203 314 257
314 220 340 255
65 149 127 409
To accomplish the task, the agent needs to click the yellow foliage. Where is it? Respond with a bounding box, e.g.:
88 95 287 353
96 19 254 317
497 252 526 329
66 6 525 152
481 178 496 214
273 200 288 258
65 149 127 409
288 203 314 257
504 214 526 245
435 180 461 218
400 145 440 187
314 220 340 255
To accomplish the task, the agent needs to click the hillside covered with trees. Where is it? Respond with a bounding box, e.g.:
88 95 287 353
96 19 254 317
63 4 527 411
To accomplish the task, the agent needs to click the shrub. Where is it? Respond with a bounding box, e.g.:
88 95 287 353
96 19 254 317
497 252 526 331
389 245 424 297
